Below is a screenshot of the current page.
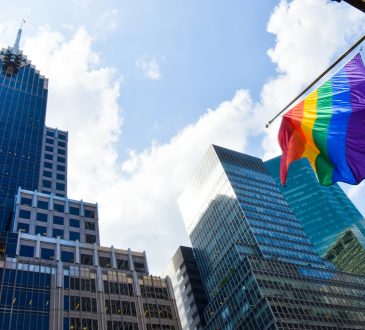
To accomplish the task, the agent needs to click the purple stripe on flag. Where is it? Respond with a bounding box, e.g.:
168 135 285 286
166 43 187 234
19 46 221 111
345 54 365 183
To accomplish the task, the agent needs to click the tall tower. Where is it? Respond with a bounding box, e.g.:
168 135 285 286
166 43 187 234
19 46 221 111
0 26 48 255
179 145 365 329
0 29 181 330
265 156 365 274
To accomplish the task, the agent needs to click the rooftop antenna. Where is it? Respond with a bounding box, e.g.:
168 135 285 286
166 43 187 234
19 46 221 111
12 19 26 55
1 19 27 76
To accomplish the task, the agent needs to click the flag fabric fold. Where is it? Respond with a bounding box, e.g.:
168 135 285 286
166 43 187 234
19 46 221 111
279 53 365 186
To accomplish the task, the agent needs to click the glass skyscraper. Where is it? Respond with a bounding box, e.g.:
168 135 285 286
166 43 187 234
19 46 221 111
265 156 365 274
0 29 48 256
264 156 365 256
0 29 181 329
178 145 365 329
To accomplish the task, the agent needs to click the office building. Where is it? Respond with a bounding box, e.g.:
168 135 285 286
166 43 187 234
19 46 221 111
165 246 207 330
265 156 365 274
264 156 365 256
0 28 181 329
178 145 365 329
324 227 365 274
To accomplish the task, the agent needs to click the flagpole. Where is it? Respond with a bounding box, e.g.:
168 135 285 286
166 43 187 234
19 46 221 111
265 33 365 128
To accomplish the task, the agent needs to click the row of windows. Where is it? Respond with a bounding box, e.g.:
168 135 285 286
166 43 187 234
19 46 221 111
106 321 138 330
43 162 66 172
42 180 65 191
66 277 96 292
45 134 66 143
105 300 136 316
104 281 134 296
64 317 98 330
64 295 97 313
18 209 96 229
17 224 82 241
43 170 65 181
19 201 95 218
143 304 173 320
141 285 169 300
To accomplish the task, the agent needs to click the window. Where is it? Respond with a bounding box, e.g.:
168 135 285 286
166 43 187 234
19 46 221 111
57 165 65 172
57 157 66 164
58 134 67 140
69 232 80 241
41 248 54 260
58 149 66 155
54 203 64 213
53 216 64 225
84 209 95 218
20 245 34 257
46 138 54 145
134 262 145 273
20 197 32 206
56 173 65 181
85 221 95 230
58 141 66 148
19 210 31 219
35 226 47 235
117 259 129 271
36 213 48 222
44 162 52 169
81 254 93 266
69 218 80 228
69 206 80 216
86 234 96 244
61 251 74 263
43 170 52 178
17 222 29 233
53 228 64 239
56 183 65 191
44 154 53 160
99 256 111 268
45 146 53 152
42 180 52 188
37 200 49 210
46 130 54 137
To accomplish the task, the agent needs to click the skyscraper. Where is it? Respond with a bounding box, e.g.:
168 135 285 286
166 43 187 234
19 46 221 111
0 27 48 256
0 29 181 330
178 145 365 329
265 156 365 274
165 246 207 330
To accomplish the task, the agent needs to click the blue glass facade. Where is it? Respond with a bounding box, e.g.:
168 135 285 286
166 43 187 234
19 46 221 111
0 48 47 255
0 266 50 330
264 157 365 256
179 145 365 329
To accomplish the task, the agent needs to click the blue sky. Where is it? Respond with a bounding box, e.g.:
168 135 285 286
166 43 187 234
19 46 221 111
1 0 365 274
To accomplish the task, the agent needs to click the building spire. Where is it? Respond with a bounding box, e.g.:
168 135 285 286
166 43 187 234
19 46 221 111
12 19 26 54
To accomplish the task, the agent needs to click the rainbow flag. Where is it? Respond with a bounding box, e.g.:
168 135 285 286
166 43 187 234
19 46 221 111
279 53 365 186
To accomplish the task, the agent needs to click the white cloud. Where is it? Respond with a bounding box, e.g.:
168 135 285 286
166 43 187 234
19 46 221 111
136 56 162 80
0 0 364 276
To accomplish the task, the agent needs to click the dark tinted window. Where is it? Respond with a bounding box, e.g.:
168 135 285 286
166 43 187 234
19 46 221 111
53 228 64 238
69 206 79 216
61 251 74 263
69 218 80 228
41 248 54 260
17 222 29 233
35 226 47 235
84 210 95 218
36 213 48 222
20 245 34 257
69 232 80 241
37 200 49 210
53 216 64 225
19 210 31 219
54 203 64 212
20 197 32 206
